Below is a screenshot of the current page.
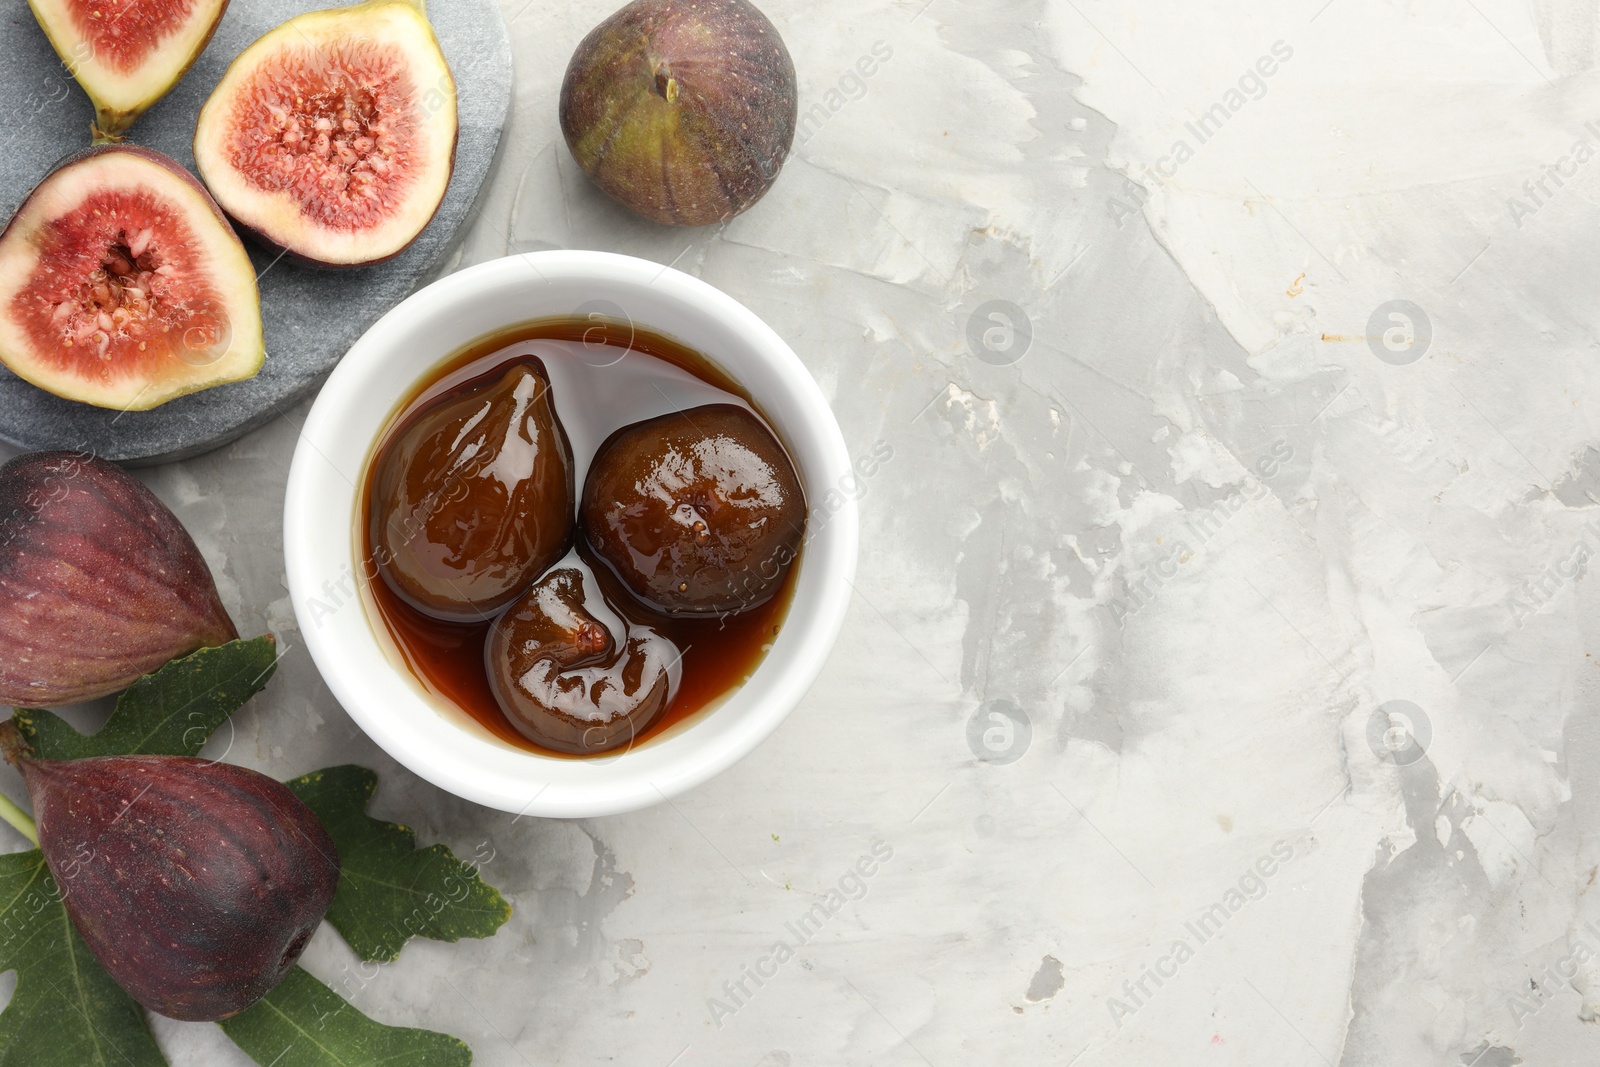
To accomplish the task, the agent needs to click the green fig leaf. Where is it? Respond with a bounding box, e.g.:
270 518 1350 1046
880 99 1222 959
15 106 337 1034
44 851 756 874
0 637 495 1067
0 851 167 1067
15 636 279 760
286 766 511 963
219 966 470 1067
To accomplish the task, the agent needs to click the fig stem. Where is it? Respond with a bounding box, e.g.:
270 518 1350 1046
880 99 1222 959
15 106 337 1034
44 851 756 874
0 792 38 847
652 64 679 103
0 723 39 845
88 121 126 147
0 718 27 766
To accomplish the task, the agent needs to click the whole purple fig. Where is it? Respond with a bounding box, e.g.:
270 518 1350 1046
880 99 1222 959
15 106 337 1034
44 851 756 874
13 748 340 1021
560 0 798 226
0 451 237 707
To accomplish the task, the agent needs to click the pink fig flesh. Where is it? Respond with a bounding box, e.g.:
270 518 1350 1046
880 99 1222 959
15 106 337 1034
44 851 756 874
0 451 237 707
28 0 231 136
191 0 459 267
18 751 340 1022
0 145 266 411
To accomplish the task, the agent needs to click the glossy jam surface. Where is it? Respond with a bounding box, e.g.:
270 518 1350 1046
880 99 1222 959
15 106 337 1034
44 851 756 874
582 404 806 617
486 558 679 755
361 319 802 757
371 360 574 621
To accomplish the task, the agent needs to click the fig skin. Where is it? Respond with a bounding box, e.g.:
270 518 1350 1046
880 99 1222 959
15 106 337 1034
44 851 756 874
372 360 575 622
0 451 237 707
581 404 805 617
560 0 798 226
10 746 340 1021
486 564 680 755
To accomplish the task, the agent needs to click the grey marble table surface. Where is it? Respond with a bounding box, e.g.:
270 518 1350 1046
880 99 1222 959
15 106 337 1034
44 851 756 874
5 0 1600 1064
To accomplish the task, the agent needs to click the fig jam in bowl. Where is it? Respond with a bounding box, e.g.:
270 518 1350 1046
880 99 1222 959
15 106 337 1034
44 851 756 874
284 251 857 818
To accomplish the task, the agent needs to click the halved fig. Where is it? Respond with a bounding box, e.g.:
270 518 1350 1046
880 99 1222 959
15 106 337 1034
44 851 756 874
29 0 230 137
192 0 458 267
0 146 265 411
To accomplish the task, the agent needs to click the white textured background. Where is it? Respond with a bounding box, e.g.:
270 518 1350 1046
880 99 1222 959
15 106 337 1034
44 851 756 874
8 0 1600 1063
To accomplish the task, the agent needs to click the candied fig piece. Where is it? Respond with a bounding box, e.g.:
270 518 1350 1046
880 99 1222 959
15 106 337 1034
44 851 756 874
3 735 340 1022
581 404 804 616
486 563 681 755
371 360 574 621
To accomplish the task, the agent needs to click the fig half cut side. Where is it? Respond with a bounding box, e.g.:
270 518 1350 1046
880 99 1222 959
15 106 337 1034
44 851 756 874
29 0 230 137
0 146 265 411
192 0 459 268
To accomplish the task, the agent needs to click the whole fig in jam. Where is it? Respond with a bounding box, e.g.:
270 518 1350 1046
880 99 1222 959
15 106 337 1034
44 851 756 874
0 451 238 708
581 404 805 616
9 744 340 1021
486 563 681 755
372 360 575 622
560 0 798 226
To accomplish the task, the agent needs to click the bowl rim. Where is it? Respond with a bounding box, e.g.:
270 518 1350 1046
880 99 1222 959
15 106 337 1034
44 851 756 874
283 250 858 818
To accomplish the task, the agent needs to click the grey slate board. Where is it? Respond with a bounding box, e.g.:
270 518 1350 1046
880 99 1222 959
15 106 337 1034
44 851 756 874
0 0 512 464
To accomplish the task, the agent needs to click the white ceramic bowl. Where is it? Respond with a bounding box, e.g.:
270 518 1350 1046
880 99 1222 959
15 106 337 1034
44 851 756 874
284 251 857 818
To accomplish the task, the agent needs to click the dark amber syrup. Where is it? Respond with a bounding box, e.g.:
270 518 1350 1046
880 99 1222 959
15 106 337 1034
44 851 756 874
359 318 801 757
